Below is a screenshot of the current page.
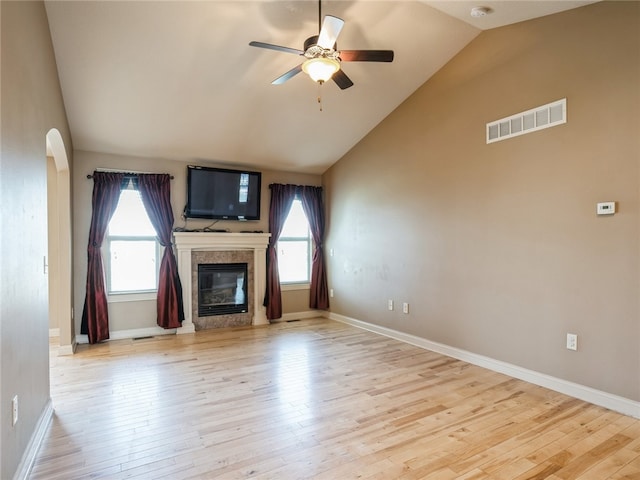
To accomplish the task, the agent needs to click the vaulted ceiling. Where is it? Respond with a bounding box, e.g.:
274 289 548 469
44 1 597 174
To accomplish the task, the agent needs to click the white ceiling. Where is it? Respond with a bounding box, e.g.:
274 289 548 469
44 1 598 175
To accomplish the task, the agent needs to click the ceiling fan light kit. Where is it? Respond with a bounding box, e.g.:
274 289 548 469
302 57 340 83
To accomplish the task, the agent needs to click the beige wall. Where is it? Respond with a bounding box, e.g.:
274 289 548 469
73 150 322 335
0 2 73 478
47 157 60 331
323 1 640 402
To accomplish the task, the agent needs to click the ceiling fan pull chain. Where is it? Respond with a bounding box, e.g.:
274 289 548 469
317 82 323 112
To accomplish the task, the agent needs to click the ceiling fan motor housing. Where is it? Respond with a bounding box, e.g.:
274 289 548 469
304 35 339 60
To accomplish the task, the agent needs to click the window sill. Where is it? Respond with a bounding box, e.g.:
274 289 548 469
107 292 157 303
281 283 310 292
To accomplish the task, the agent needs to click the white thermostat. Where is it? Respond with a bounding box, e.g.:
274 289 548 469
597 202 616 215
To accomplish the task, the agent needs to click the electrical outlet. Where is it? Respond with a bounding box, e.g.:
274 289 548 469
402 303 409 314
388 299 394 311
12 395 18 426
330 288 334 298
566 333 578 351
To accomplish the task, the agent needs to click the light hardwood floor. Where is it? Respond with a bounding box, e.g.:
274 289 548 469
34 319 639 479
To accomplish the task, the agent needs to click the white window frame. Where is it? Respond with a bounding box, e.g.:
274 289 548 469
104 184 160 302
278 198 312 289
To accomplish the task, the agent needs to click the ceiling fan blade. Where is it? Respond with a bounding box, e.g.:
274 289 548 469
332 69 354 90
272 64 303 85
249 41 304 56
317 15 344 49
339 50 395 62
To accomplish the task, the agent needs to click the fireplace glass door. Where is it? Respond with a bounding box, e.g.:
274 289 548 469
198 263 248 316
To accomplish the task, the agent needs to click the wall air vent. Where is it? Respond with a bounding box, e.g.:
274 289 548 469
486 98 566 144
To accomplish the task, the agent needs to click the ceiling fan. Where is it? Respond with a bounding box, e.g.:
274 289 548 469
249 1 394 90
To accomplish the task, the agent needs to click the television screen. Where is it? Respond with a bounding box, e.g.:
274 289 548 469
185 165 261 220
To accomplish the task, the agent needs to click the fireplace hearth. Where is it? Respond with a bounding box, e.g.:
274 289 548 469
198 263 248 316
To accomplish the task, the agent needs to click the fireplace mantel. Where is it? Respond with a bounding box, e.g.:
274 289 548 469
174 232 271 333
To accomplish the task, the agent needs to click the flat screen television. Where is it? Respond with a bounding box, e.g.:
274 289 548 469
185 165 262 221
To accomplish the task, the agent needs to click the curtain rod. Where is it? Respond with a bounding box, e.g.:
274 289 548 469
268 183 321 188
86 172 174 179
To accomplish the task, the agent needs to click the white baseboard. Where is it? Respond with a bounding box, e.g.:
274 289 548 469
75 314 324 342
48 328 60 338
176 323 196 334
328 312 640 419
12 398 53 480
76 326 177 344
272 310 325 323
57 338 77 356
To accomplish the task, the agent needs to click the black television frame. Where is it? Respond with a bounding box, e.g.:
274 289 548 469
185 165 262 221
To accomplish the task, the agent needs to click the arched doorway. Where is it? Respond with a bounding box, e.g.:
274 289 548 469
46 128 74 355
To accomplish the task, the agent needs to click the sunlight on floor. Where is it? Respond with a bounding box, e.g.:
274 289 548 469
277 336 311 424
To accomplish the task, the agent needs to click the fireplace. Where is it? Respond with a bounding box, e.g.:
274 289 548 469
173 232 271 334
173 232 271 333
198 263 248 316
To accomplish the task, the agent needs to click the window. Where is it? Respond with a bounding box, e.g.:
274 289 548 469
278 199 311 285
238 173 249 203
105 184 159 295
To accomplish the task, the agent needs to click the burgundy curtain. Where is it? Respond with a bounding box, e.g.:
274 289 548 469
137 174 185 329
299 186 329 310
264 184 297 320
81 171 125 344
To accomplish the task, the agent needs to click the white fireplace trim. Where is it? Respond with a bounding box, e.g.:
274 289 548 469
173 232 271 333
